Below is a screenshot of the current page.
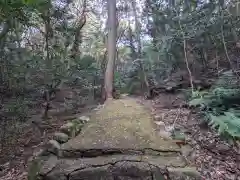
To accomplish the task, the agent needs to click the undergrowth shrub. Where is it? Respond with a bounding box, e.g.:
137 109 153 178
0 97 28 151
3 97 29 122
189 86 240 139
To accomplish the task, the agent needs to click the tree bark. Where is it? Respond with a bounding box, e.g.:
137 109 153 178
131 0 150 95
104 0 117 100
132 0 141 55
0 21 10 94
128 20 136 59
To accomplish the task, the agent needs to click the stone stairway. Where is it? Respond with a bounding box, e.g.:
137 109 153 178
29 98 201 180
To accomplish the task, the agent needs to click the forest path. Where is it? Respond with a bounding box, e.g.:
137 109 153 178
37 96 200 180
2 94 239 180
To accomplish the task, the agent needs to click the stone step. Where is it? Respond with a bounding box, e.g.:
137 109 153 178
38 154 200 180
29 98 200 180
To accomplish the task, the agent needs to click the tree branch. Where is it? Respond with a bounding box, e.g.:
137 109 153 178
71 0 87 59
178 19 194 94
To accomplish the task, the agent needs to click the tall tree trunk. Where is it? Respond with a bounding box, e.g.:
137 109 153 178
41 4 53 119
128 20 136 59
131 0 150 95
132 0 141 54
104 0 117 100
0 21 10 94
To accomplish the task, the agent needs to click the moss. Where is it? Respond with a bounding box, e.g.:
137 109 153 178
28 159 42 180
62 98 180 152
70 119 84 137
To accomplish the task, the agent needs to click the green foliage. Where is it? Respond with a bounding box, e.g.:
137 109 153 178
70 119 84 137
3 97 29 121
27 158 41 180
22 0 45 6
189 83 240 138
143 0 240 80
214 70 240 89
77 55 96 70
127 81 142 95
207 112 240 138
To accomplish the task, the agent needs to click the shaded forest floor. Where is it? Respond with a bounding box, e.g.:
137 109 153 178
139 93 240 180
0 103 98 180
0 92 240 180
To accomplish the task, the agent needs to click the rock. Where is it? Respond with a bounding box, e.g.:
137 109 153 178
35 98 200 180
154 115 162 121
168 167 201 179
38 155 199 180
46 140 61 155
154 121 165 126
60 122 75 136
39 155 58 175
165 86 174 93
181 145 193 157
165 125 175 133
28 148 46 162
217 143 230 152
33 148 45 157
158 130 172 139
53 132 69 144
172 129 186 141
93 104 105 111
78 116 90 123
121 93 128 97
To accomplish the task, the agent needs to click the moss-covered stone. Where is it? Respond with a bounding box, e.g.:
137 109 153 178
28 159 42 180
61 98 180 152
168 167 201 179
60 122 75 136
59 117 86 138
46 140 61 155
35 98 200 180
77 116 90 123
53 132 69 144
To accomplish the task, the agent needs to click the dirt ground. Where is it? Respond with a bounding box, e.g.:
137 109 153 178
0 103 97 180
0 93 240 180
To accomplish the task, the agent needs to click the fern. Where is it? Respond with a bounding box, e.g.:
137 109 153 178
214 70 239 89
189 98 204 106
189 96 213 107
188 86 240 139
207 112 240 138
191 90 209 99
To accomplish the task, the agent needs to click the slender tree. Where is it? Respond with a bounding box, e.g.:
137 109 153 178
131 0 150 96
104 0 117 99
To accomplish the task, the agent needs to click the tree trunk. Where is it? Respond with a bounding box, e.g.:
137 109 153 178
0 21 10 95
131 0 150 95
104 0 117 100
128 20 136 59
132 0 141 54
